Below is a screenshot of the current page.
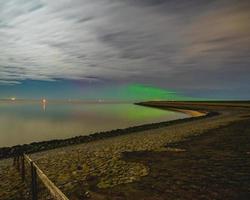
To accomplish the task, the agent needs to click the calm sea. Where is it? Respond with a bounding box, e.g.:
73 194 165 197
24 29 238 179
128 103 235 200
0 102 188 147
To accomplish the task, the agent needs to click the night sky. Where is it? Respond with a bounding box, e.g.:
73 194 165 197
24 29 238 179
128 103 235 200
0 0 249 100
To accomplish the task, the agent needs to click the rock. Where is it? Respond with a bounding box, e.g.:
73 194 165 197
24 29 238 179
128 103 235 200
84 191 91 198
77 165 83 170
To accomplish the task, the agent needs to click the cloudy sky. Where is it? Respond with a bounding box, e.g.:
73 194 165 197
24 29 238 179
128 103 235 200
0 0 249 99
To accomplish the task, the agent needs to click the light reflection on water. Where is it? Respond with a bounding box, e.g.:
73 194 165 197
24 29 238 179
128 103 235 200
0 102 188 147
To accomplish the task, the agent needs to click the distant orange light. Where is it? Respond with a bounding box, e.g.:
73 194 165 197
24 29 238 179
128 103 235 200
11 97 16 101
42 99 47 103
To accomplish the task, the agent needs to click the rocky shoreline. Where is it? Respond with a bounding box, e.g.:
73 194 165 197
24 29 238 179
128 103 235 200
0 108 217 160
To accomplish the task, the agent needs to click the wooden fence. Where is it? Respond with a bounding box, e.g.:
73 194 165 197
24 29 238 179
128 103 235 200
13 154 69 200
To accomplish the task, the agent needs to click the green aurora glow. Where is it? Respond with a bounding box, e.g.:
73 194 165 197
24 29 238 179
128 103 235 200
100 84 194 101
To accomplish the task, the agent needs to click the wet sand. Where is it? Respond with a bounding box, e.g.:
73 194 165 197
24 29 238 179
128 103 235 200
1 101 250 199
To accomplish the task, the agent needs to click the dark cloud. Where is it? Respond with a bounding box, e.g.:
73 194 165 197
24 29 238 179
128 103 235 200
0 0 249 98
28 2 43 12
77 16 94 23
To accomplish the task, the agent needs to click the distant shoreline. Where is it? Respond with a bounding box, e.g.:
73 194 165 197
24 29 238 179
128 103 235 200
1 99 250 105
0 103 216 159
0 99 135 104
135 102 207 117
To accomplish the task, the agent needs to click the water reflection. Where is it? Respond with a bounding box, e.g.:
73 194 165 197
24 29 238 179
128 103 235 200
0 102 188 147
42 99 47 112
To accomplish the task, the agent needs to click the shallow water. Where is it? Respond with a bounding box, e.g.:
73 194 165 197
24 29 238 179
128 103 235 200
0 102 188 147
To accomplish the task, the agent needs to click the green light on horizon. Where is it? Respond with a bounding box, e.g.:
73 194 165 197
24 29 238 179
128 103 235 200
115 84 190 101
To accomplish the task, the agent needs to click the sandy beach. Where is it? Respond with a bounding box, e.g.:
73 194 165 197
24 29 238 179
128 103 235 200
1 101 250 199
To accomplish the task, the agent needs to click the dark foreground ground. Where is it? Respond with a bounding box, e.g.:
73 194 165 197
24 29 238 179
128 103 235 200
89 117 250 200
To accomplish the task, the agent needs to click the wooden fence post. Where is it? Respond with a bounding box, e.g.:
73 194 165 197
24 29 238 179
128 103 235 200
21 154 69 200
31 161 38 200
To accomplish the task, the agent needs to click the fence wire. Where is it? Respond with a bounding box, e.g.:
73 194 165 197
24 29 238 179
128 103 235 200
13 154 69 200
